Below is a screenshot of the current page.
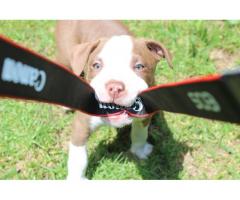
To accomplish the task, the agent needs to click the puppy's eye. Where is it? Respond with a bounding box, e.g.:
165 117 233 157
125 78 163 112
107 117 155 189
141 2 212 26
134 63 145 71
92 62 102 70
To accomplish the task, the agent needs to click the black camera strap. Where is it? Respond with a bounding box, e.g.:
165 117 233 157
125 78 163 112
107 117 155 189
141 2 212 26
0 35 240 123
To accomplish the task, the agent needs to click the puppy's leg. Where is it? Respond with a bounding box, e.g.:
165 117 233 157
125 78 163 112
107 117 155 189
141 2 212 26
67 142 88 180
130 118 153 159
67 112 90 180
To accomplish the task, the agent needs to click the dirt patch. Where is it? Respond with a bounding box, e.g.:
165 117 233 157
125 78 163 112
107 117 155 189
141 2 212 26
209 49 240 71
183 145 231 179
183 151 199 177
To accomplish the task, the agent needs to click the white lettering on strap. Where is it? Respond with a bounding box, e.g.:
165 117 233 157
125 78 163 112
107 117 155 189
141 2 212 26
1 57 46 92
187 91 221 112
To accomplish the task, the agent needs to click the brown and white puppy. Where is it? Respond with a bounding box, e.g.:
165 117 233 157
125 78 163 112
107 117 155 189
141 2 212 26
55 20 172 180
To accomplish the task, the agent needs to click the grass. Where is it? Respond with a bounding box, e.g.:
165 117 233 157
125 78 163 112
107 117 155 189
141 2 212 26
0 20 240 180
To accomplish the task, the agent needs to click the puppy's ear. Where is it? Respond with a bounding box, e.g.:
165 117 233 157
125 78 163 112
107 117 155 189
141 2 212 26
145 39 173 68
70 40 100 76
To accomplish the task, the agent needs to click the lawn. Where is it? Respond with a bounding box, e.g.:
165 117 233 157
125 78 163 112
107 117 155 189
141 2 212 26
0 20 239 180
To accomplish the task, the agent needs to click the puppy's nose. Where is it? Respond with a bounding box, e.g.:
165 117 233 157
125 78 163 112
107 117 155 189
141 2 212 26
106 80 126 99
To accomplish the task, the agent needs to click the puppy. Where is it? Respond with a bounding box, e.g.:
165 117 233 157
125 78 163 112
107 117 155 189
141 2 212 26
55 20 172 180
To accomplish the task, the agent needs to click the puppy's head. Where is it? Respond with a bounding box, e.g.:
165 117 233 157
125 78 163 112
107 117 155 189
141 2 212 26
71 35 172 127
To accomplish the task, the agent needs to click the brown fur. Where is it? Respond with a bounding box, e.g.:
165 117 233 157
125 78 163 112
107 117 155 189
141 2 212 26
55 20 131 69
132 38 172 86
71 112 91 146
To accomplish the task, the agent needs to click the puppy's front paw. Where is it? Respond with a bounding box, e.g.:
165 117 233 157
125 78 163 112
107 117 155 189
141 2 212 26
130 143 153 159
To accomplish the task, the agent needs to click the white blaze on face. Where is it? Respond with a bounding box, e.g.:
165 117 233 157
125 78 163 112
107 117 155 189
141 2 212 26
90 35 148 107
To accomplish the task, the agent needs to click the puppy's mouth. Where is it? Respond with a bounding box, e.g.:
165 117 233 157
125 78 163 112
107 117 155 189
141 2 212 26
96 97 145 115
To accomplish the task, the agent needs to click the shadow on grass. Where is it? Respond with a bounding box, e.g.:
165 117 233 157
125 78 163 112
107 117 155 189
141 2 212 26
87 112 190 180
